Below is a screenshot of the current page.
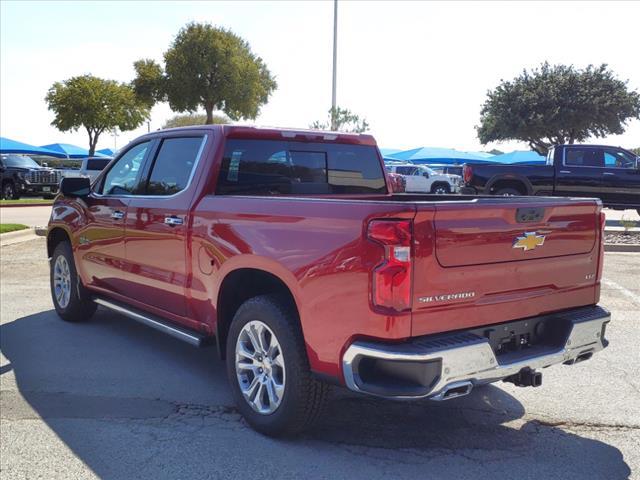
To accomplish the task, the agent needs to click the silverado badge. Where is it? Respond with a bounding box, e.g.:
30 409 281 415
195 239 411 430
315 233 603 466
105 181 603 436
513 232 545 251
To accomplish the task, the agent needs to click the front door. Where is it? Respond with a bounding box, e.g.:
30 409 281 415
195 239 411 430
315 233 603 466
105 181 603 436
125 135 207 319
602 148 640 207
78 141 152 295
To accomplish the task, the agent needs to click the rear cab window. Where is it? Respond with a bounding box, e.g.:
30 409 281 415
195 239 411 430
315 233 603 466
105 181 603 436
216 139 387 195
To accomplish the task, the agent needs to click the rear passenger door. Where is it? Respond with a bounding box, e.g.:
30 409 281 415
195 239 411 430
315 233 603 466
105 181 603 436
124 134 208 321
554 146 607 200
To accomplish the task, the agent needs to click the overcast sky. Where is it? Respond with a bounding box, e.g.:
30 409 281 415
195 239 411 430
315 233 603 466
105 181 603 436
1 0 639 154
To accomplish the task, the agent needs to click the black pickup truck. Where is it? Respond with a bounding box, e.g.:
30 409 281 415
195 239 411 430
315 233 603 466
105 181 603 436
461 144 640 214
0 154 62 199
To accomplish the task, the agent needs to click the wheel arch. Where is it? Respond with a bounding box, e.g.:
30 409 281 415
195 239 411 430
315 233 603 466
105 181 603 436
215 266 301 360
486 174 533 195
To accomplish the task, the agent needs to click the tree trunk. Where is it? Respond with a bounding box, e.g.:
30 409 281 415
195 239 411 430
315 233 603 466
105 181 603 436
205 104 214 124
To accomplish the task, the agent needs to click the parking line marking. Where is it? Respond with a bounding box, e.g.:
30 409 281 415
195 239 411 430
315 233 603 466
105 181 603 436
602 279 640 306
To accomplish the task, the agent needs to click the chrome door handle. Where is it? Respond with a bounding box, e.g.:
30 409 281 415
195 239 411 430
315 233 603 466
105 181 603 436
164 216 184 226
559 170 571 174
602 172 615 176
111 210 125 220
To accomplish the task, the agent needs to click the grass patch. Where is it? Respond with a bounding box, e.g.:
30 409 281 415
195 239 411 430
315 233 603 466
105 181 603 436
0 198 54 206
0 223 29 234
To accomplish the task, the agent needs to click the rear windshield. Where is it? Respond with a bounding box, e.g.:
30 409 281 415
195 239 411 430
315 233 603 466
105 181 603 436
216 139 387 195
86 158 111 171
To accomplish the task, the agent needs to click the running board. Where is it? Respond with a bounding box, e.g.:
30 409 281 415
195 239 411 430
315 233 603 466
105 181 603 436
94 297 208 347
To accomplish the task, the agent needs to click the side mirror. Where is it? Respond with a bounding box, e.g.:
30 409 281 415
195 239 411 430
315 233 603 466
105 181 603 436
423 172 429 178
60 177 91 198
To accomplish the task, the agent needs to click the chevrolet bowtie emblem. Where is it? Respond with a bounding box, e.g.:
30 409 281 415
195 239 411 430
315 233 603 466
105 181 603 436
513 232 545 251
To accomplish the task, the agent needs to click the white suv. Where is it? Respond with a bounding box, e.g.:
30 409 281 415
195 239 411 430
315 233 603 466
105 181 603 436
385 163 461 194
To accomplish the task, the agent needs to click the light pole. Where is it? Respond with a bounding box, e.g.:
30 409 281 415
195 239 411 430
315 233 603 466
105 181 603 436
111 129 119 152
331 0 338 130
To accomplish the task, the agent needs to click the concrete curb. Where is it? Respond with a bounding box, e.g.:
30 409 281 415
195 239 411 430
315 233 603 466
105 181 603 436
604 243 640 253
0 228 39 246
0 203 53 208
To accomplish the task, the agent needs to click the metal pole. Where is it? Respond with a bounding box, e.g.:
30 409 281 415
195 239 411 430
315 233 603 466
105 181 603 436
331 0 338 130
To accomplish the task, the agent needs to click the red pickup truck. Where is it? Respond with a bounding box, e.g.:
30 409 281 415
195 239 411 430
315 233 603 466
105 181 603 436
47 125 610 436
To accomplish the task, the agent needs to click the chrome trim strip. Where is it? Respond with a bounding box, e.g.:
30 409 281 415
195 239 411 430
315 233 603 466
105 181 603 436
342 312 610 400
94 297 203 346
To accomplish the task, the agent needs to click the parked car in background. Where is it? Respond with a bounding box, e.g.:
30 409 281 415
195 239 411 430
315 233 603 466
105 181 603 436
386 172 406 192
47 125 610 436
385 163 461 194
461 144 640 214
0 154 61 199
60 156 112 183
428 164 464 177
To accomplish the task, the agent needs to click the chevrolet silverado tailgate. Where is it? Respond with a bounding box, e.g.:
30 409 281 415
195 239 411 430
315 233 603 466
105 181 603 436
411 197 602 337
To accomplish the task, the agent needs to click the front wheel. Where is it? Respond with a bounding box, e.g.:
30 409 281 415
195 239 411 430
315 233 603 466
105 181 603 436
2 182 18 200
50 242 97 322
226 295 328 436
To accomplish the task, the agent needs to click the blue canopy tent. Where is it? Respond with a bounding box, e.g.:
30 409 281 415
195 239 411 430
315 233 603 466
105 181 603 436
96 148 115 156
384 147 496 165
490 150 546 165
0 137 67 158
40 143 108 159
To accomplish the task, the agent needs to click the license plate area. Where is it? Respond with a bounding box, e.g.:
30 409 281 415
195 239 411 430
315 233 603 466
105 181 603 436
42 186 51 192
467 314 572 357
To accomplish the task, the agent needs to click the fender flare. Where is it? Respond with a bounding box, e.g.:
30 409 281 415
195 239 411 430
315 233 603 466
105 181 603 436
486 174 533 195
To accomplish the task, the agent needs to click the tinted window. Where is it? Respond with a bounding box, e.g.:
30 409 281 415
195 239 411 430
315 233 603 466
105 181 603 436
217 140 386 195
604 149 636 169
101 142 149 195
145 137 204 195
396 166 418 175
86 158 110 171
565 148 604 168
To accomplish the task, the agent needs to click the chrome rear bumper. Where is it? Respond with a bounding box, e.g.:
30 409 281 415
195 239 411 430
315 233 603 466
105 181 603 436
342 306 610 400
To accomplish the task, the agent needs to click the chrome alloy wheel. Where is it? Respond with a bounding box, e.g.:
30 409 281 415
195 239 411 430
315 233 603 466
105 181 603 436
53 255 72 309
235 320 286 414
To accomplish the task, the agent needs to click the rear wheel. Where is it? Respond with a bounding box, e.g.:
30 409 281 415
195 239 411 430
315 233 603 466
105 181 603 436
226 295 328 436
431 183 450 194
495 187 521 196
50 242 97 322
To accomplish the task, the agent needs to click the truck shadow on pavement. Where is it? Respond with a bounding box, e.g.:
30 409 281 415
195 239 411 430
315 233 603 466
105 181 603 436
1 308 631 480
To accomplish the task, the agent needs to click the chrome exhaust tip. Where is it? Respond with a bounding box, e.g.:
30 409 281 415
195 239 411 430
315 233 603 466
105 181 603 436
430 381 473 401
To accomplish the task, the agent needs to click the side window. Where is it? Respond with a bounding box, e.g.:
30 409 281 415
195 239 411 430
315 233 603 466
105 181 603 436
565 148 604 168
145 137 204 196
604 149 636 169
100 142 150 195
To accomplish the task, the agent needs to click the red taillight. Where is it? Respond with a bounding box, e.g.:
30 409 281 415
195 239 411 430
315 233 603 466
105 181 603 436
596 209 605 283
367 219 412 312
463 164 473 184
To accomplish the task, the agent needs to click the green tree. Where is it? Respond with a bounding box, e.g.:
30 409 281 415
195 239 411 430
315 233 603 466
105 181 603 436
133 22 276 124
310 106 370 133
477 63 640 155
162 112 229 129
486 149 504 155
631 147 640 155
46 75 149 156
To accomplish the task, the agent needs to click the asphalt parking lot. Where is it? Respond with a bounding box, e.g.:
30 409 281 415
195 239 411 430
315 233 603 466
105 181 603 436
1 238 638 480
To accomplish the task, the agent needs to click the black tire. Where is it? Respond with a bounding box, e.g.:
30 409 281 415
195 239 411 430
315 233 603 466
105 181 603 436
50 241 97 322
42 194 55 200
226 294 328 436
431 183 450 194
2 182 18 200
495 187 521 196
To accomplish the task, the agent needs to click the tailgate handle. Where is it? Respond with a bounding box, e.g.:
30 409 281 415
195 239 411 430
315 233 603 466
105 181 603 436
516 207 544 223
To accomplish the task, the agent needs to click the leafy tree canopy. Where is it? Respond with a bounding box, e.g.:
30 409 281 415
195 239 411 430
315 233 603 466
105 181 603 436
46 75 149 156
631 147 640 155
310 106 370 133
162 112 229 129
477 63 640 155
133 22 277 124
